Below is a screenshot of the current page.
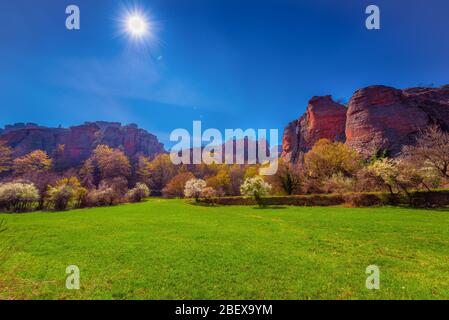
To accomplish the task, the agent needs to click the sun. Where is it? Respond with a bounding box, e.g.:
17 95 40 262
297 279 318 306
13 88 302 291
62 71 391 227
116 5 160 51
126 14 149 38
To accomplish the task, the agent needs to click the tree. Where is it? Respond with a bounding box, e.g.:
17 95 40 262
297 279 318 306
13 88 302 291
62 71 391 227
135 156 151 185
79 158 95 189
162 172 195 198
228 165 246 196
81 145 132 188
271 159 302 195
366 158 398 194
184 178 207 202
304 139 361 179
12 150 54 209
13 150 52 176
91 145 131 180
0 141 12 174
206 168 231 196
146 154 177 195
240 176 272 207
403 125 449 180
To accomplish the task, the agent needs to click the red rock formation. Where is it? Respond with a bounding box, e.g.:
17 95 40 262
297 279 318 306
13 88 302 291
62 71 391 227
282 96 347 162
282 84 449 162
0 121 165 169
346 85 449 155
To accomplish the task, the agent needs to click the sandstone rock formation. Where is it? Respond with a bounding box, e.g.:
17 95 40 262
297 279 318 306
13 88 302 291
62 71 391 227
0 121 165 169
282 96 347 162
282 84 449 162
346 85 449 156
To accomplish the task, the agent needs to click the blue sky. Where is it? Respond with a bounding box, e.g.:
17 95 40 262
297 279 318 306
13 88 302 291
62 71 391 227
1 0 449 148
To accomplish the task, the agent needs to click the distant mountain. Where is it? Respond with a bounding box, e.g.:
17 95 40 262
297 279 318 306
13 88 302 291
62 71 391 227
0 121 165 169
282 84 449 162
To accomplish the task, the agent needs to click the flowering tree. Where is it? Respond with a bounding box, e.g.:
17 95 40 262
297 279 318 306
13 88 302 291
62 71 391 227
366 158 399 195
184 178 207 202
240 176 272 207
126 183 150 203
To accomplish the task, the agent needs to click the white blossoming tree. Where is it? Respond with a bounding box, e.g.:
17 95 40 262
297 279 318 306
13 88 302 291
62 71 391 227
184 178 207 202
240 176 272 207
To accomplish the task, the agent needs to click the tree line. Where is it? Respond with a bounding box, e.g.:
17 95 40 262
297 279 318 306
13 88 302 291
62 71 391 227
0 125 448 212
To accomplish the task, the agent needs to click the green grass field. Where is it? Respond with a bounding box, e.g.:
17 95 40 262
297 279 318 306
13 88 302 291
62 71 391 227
1 199 448 300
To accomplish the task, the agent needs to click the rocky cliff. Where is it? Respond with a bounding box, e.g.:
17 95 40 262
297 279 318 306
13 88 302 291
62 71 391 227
282 96 347 162
282 84 449 161
0 121 165 169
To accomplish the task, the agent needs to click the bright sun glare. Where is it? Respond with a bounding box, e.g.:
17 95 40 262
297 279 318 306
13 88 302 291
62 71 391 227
126 14 149 38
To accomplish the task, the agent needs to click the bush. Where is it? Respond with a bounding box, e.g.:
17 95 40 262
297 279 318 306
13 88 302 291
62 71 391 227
46 185 75 211
45 177 88 211
199 194 345 206
100 177 129 198
240 176 272 207
323 173 356 194
84 187 116 207
197 191 449 208
343 193 383 207
126 183 150 203
0 182 40 212
184 179 207 202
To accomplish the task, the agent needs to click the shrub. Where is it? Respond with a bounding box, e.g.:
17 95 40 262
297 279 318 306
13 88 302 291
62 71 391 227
184 179 207 202
323 173 356 194
84 187 116 207
46 185 75 211
240 176 272 207
100 177 129 198
0 182 40 212
343 193 383 207
199 194 345 206
126 183 150 203
46 177 88 211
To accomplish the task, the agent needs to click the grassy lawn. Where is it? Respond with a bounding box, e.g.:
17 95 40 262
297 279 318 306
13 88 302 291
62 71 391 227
0 199 448 300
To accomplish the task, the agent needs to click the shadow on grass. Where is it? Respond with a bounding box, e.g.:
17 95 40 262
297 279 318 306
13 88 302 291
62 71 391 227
253 206 287 210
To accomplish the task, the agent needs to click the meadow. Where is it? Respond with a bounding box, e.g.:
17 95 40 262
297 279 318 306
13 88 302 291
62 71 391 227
0 199 448 300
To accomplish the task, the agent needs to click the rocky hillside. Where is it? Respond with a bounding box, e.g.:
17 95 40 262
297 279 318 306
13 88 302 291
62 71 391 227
282 85 449 161
0 121 165 169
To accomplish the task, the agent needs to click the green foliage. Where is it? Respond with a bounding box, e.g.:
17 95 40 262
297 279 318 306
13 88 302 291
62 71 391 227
368 148 390 164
